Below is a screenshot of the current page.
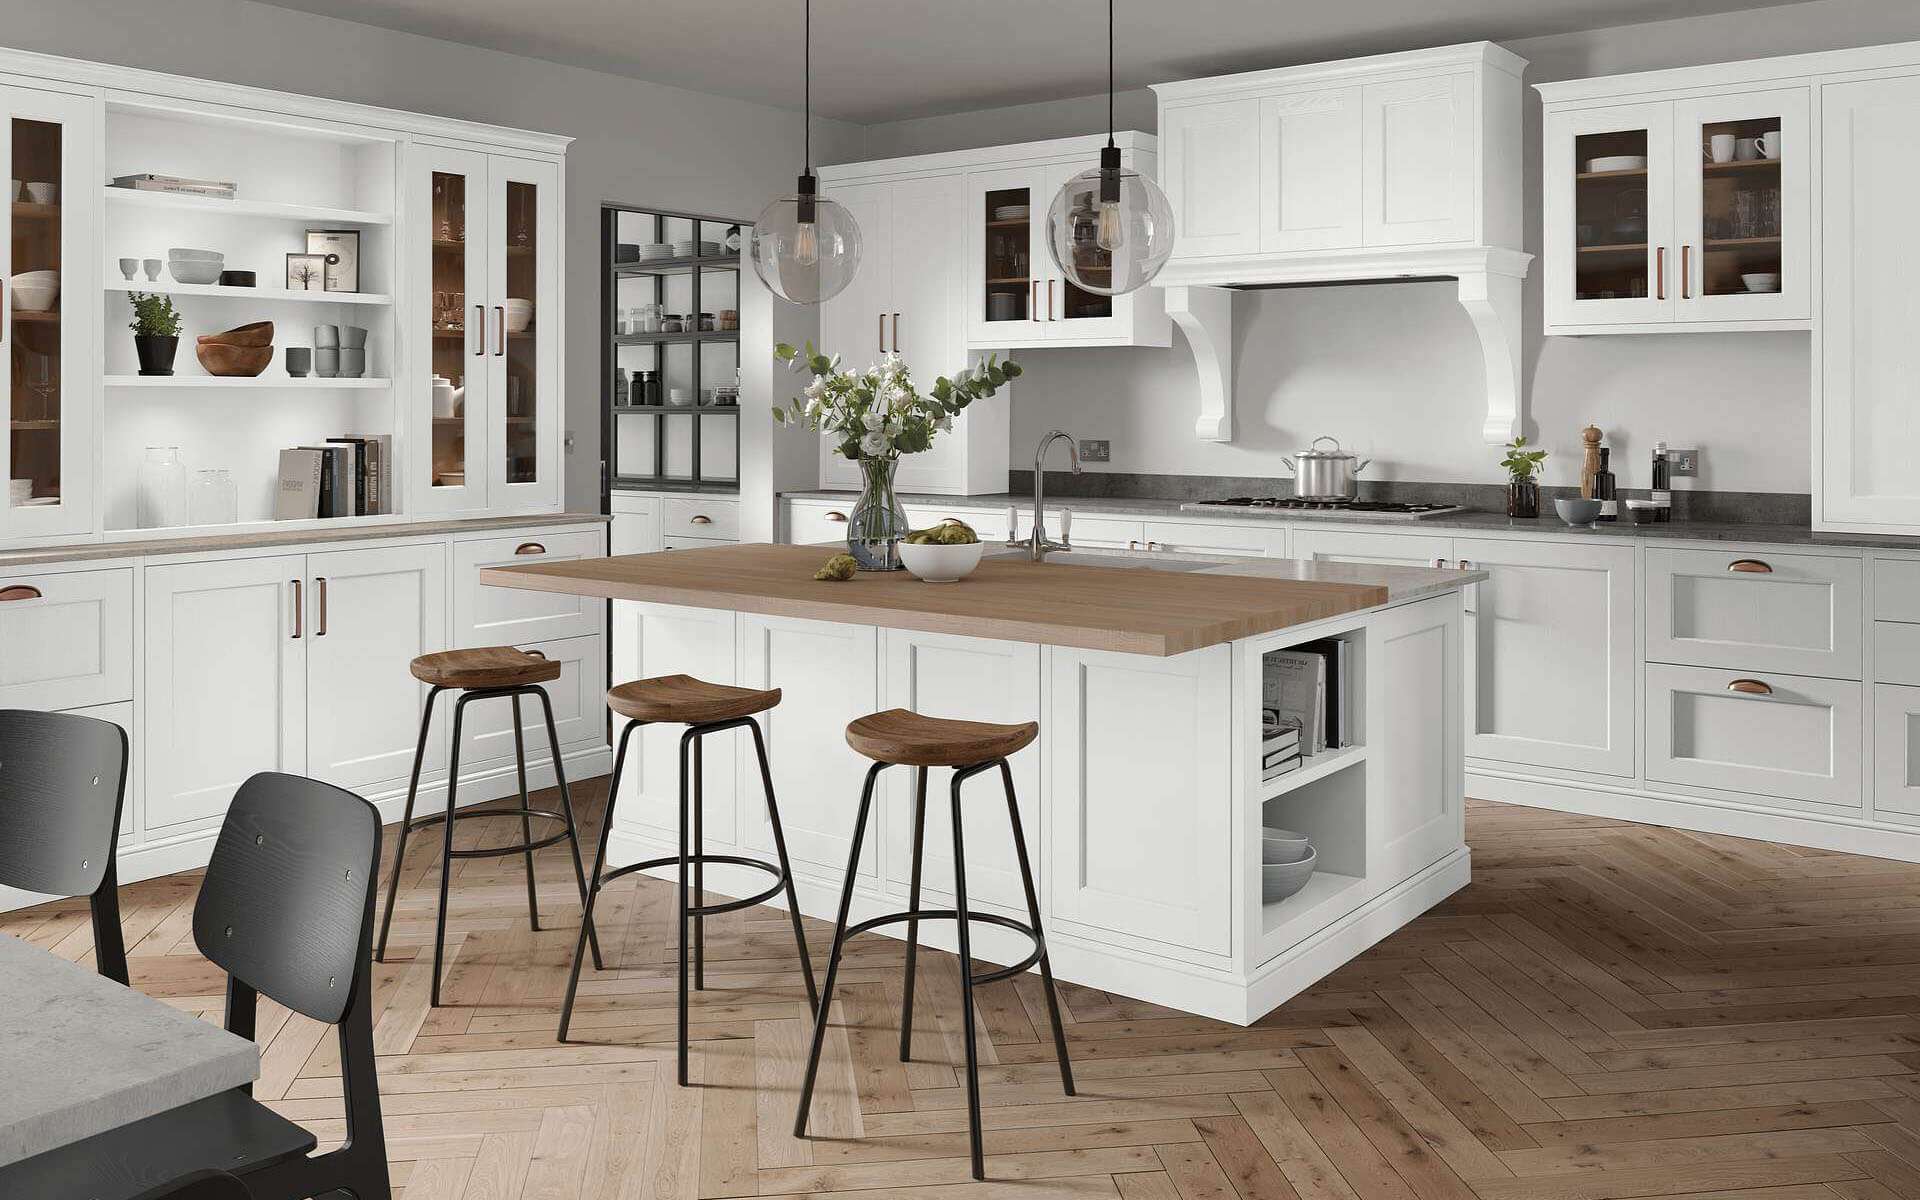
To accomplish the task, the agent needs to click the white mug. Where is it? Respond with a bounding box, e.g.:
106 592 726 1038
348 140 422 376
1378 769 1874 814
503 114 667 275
1708 133 1736 164
1734 137 1763 161
1758 129 1782 159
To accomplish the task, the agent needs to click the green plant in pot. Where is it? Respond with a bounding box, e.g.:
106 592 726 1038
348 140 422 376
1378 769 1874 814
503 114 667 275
1500 436 1547 518
127 292 183 377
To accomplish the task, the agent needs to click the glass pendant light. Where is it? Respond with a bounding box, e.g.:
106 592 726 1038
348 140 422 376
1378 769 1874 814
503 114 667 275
1046 0 1175 297
750 0 861 304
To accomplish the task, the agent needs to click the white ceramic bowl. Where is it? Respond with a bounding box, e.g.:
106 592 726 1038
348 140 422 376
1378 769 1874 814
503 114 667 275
503 298 534 332
1261 828 1311 864
1742 272 1781 293
21 182 56 205
168 259 223 285
1586 154 1647 173
1262 845 1318 904
898 540 985 583
9 271 58 312
167 247 224 262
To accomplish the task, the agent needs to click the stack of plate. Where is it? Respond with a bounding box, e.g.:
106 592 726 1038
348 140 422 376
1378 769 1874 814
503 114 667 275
1261 828 1317 903
992 204 1030 221
670 239 721 258
637 242 673 261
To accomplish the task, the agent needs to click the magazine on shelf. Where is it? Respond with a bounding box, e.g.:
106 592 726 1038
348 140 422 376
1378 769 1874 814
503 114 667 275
1263 651 1326 755
273 448 324 520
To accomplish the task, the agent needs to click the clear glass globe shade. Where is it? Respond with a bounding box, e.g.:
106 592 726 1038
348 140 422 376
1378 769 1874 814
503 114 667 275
1045 164 1175 296
749 192 862 304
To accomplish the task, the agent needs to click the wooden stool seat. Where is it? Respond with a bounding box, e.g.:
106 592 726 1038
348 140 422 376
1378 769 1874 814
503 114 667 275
409 646 560 690
607 674 781 724
845 708 1039 767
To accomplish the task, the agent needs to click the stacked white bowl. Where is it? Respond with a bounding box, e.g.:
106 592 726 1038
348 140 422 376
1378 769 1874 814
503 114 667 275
9 269 58 312
1261 827 1316 903
168 247 224 286
503 298 534 332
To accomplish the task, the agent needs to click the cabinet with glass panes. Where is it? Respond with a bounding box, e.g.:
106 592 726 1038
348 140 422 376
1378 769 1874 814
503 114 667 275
603 206 740 491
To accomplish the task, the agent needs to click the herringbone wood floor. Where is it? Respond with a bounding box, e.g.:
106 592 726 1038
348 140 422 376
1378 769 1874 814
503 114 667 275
11 787 1920 1199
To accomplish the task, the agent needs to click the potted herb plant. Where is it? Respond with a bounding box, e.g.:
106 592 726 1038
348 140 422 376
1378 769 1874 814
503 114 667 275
1500 436 1547 518
127 292 183 376
772 346 1020 570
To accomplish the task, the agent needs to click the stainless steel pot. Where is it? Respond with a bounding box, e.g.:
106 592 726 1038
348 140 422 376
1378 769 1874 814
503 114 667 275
1283 436 1371 501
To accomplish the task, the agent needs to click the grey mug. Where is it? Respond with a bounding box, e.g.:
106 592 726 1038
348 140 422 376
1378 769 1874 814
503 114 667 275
313 347 341 378
285 347 312 378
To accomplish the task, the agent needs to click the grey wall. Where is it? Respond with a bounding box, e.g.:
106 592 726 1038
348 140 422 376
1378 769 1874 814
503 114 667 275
855 0 1920 493
0 0 863 512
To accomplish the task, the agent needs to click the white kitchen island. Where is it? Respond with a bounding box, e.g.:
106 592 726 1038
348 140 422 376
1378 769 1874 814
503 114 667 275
484 544 1483 1024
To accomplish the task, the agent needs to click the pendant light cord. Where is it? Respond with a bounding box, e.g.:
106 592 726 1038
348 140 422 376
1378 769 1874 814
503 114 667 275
804 0 812 173
1106 0 1115 148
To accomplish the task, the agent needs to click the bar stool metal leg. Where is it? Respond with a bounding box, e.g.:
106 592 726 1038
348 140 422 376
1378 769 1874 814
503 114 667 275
1001 759 1074 1096
950 767 986 1180
676 728 695 1084
749 719 819 1010
692 734 705 991
899 766 929 1062
557 719 640 1042
432 693 473 1007
793 761 885 1136
535 686 603 968
376 685 441 962
510 694 541 932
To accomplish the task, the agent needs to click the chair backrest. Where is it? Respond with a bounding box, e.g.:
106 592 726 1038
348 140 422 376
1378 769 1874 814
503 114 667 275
192 772 380 1024
130 1169 253 1200
0 709 129 896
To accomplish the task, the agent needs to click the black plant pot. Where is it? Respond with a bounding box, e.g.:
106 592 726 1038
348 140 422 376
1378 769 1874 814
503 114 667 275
1507 477 1540 518
134 334 179 377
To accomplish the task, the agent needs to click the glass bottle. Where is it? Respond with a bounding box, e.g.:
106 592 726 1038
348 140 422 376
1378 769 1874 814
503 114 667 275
187 468 238 526
138 446 188 529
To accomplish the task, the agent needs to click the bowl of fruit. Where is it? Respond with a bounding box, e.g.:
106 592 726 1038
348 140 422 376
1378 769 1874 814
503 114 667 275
897 521 984 583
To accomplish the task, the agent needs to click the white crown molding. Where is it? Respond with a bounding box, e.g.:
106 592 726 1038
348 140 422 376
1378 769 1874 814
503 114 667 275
1534 39 1920 106
0 44 571 155
819 131 1154 182
1151 42 1525 105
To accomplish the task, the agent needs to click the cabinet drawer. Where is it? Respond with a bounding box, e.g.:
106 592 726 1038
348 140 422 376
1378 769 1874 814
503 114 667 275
1874 557 1920 622
1645 547 1863 679
454 632 606 769
664 498 738 541
1645 662 1863 811
904 503 1009 542
1874 684 1920 818
1878 622 1920 687
453 528 604 647
0 567 134 710
786 501 852 546
1142 520 1287 558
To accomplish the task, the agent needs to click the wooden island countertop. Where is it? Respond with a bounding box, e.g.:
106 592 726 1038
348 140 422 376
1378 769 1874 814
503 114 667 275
483 542 1407 656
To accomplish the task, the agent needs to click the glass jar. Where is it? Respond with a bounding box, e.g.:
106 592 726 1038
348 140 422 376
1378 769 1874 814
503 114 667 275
187 468 238 526
138 447 188 529
660 314 684 334
697 312 716 332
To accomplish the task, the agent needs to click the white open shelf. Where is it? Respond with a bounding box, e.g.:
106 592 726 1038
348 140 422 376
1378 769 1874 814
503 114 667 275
104 375 392 389
105 186 393 226
1261 743 1365 802
1261 870 1368 946
104 279 393 306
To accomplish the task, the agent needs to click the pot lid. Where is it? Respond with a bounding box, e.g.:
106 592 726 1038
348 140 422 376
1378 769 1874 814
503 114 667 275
1293 435 1360 461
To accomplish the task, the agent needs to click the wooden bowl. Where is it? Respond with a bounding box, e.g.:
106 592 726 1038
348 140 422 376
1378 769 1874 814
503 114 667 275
197 321 274 348
196 342 273 377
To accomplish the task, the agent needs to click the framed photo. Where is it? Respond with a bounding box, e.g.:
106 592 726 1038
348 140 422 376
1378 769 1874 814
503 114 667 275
285 253 328 292
306 229 360 293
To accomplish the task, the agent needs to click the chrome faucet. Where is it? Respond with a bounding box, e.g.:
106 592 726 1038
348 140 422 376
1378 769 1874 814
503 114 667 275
1012 429 1081 561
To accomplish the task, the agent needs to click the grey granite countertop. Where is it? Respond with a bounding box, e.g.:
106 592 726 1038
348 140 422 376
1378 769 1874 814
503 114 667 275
0 511 610 569
782 490 1920 552
0 933 259 1166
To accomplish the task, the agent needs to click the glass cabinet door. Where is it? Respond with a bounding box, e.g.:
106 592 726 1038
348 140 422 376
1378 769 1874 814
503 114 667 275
967 165 1041 343
1543 103 1675 329
1673 88 1810 323
488 155 560 507
2 87 94 537
416 146 488 512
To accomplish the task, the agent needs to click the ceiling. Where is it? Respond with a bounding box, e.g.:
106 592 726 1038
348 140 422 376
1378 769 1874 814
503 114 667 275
255 0 1803 124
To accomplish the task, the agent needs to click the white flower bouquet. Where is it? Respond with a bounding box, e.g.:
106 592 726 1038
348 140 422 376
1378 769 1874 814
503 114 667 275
771 343 1021 460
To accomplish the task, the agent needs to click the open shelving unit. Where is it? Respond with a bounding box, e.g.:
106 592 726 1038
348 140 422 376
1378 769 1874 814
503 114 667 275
601 204 742 493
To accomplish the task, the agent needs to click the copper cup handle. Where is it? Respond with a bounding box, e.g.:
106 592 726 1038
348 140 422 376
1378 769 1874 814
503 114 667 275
1728 559 1773 573
0 584 42 602
1727 678 1773 696
514 542 546 555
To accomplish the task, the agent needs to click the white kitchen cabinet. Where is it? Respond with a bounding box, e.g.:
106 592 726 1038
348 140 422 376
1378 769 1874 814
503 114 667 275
609 601 738 847
1873 684 1920 818
486 154 563 510
1260 88 1362 253
609 492 662 556
0 565 132 711
1162 98 1261 259
1288 527 1451 567
1361 72 1476 248
1644 547 1862 679
144 555 307 832
1046 643 1234 960
905 502 1010 543
1371 594 1464 882
662 496 738 542
1142 519 1287 558
451 527 603 646
1454 537 1636 777
785 499 852 547
305 542 447 792
1 85 97 542
1646 662 1862 812
1540 74 1811 332
1057 513 1143 549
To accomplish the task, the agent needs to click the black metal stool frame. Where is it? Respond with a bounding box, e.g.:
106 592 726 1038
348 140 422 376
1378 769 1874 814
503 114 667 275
559 713 818 1086
794 757 1074 1181
374 681 602 1006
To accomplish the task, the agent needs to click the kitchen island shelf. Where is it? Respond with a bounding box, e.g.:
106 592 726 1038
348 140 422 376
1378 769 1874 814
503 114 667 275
1260 870 1367 946
1261 743 1366 801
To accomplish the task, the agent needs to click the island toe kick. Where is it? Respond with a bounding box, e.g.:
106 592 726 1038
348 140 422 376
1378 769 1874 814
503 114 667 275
585 599 1463 1025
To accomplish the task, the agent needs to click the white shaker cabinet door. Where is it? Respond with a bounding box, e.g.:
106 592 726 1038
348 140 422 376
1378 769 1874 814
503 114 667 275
1161 98 1261 259
1644 547 1862 679
144 555 307 833
1260 86 1363 253
1874 683 1920 818
1646 662 1863 812
1454 537 1637 777
1362 73 1474 247
1289 528 1452 568
1370 594 1465 882
305 543 447 793
1046 642 1234 960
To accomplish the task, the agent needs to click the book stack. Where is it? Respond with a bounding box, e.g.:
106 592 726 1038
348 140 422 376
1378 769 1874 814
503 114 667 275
1261 719 1302 781
274 435 392 520
1261 637 1354 765
111 173 237 199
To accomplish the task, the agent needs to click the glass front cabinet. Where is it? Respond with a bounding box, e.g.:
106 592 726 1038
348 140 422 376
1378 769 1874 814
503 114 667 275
1545 87 1809 333
410 145 561 514
2 86 96 541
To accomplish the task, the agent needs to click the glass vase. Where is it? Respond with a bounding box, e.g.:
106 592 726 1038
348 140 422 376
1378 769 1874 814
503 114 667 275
846 456 910 571
138 446 188 529
1507 476 1540 519
188 468 238 526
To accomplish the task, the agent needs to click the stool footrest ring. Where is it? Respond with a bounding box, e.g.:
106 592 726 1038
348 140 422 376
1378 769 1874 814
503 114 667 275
598 853 791 917
844 908 1046 985
407 806 575 859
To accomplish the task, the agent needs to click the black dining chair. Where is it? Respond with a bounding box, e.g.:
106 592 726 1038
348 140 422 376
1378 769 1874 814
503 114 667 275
0 772 392 1200
130 1169 254 1200
0 708 131 984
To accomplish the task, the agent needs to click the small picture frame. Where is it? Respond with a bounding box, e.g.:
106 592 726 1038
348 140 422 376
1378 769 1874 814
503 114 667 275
306 229 360 293
285 253 328 292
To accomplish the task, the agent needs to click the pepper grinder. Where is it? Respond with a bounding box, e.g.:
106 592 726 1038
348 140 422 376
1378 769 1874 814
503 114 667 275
1580 424 1604 499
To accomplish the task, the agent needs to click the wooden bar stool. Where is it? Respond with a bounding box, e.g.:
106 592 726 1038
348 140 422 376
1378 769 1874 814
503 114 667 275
374 646 600 1006
793 708 1073 1180
559 674 818 1086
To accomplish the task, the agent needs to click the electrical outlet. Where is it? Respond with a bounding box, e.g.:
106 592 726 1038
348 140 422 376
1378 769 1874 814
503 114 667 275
1666 447 1699 477
1078 439 1111 463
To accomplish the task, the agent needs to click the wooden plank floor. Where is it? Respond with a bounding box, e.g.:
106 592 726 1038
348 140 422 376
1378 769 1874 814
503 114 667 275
10 789 1920 1199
